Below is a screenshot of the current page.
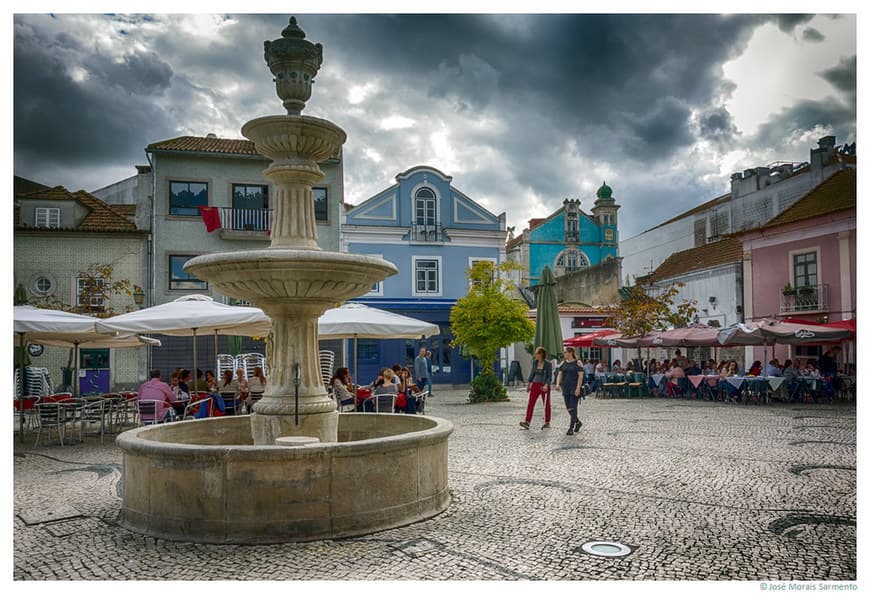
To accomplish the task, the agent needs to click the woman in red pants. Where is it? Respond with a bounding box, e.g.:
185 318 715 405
521 346 553 430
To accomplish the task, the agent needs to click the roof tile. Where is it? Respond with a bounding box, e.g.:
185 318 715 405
761 167 856 228
649 237 743 282
147 135 261 156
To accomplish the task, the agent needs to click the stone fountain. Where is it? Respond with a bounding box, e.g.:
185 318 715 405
116 17 452 544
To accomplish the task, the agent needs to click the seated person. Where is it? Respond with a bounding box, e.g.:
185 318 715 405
248 366 267 395
330 367 355 408
138 369 176 422
666 363 686 397
395 367 417 414
205 370 218 392
177 369 192 400
218 369 241 414
366 369 398 412
764 359 782 377
746 361 763 377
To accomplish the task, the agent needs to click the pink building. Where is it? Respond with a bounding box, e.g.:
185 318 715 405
738 168 856 370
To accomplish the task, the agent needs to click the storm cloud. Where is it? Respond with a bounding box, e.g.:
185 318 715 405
12 13 856 238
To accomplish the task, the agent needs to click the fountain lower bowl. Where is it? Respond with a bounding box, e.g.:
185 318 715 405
116 413 453 544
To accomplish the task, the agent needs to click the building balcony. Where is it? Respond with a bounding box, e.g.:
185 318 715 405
410 223 443 242
216 207 271 240
780 284 829 314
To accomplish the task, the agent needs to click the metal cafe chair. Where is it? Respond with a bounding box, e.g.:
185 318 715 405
34 402 66 447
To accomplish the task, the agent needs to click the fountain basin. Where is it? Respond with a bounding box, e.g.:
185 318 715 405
184 249 397 307
116 413 453 544
242 114 346 165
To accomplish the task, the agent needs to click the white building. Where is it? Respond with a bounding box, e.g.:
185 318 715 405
620 136 855 284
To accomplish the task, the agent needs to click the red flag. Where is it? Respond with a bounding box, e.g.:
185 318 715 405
196 206 221 232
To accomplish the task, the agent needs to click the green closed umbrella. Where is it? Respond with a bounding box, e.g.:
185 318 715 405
226 335 243 356
534 266 563 360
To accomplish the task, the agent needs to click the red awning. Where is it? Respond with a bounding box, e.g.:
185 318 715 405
563 329 617 347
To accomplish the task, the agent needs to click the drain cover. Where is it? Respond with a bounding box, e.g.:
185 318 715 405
580 540 633 558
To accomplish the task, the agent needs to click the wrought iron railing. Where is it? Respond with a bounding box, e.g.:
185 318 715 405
780 284 828 313
411 223 442 242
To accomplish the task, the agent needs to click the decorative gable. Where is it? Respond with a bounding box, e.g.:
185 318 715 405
452 193 497 225
348 191 398 222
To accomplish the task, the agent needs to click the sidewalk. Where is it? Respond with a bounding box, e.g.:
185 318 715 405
13 387 856 581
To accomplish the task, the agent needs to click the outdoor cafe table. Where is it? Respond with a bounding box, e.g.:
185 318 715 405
687 375 722 400
721 376 786 404
595 373 645 397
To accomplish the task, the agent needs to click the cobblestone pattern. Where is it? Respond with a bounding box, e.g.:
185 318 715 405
13 389 856 581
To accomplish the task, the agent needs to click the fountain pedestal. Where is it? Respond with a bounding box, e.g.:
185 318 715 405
120 16 451 544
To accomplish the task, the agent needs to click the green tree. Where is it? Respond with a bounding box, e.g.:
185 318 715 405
450 260 535 402
606 279 698 336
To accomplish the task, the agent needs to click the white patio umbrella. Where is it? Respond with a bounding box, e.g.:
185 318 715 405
13 306 161 435
95 295 272 385
317 303 440 386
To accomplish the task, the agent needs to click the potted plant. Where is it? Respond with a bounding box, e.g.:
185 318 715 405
782 283 796 296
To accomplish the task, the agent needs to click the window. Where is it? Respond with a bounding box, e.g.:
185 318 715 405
34 207 60 228
231 184 269 231
169 181 208 216
414 257 440 295
357 340 380 363
366 255 384 295
415 188 436 227
555 249 589 274
232 184 268 210
793 252 817 288
313 187 328 222
32 275 55 297
76 275 106 312
169 255 208 291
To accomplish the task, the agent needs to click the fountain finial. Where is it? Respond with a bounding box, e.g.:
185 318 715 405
264 16 323 114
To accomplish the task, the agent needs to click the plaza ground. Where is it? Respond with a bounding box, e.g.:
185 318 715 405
12 387 856 583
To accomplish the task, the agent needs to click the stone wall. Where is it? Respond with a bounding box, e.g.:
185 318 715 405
556 257 621 305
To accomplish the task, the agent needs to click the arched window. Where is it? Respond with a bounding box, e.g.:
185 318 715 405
415 188 436 228
554 249 589 275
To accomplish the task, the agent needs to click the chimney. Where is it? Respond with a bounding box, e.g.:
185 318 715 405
206 132 217 138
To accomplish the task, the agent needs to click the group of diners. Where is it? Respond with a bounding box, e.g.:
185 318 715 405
330 348 432 414
619 346 846 403
137 365 267 422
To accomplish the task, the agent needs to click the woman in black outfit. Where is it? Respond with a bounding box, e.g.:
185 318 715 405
555 346 583 435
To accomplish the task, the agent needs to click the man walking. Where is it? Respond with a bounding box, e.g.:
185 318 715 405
414 347 430 394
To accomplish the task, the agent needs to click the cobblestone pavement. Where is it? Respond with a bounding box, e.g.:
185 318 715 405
13 388 857 582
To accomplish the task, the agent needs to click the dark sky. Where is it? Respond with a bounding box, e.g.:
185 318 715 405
12 12 856 238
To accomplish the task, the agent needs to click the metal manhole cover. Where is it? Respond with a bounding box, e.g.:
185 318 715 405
18 504 83 526
579 540 633 558
42 517 104 538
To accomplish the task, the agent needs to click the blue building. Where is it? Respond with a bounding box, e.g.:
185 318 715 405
506 182 620 286
342 165 506 385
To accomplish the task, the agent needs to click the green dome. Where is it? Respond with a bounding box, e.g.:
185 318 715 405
596 181 613 200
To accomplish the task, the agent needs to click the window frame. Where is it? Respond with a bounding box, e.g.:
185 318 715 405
169 180 210 217
312 187 329 223
32 274 56 297
231 183 269 210
168 254 209 291
414 188 437 228
412 255 442 297
74 275 107 313
791 249 819 288
34 207 61 229
366 254 385 296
